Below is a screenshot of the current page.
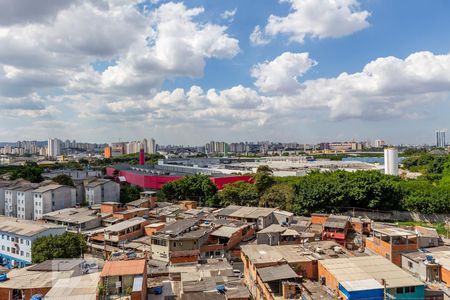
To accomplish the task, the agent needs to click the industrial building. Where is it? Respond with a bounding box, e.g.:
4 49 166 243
106 163 252 190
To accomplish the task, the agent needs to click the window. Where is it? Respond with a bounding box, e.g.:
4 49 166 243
26 252 30 258
20 251 24 256
7 247 10 252
405 286 415 293
1 246 4 250
396 288 404 294
20 239 23 244
408 261 413 269
26 240 30 246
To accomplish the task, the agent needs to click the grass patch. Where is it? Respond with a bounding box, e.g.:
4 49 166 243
395 221 449 236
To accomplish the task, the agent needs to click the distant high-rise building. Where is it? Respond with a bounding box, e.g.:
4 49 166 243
47 138 61 158
374 139 385 148
147 138 156 154
436 130 446 148
384 147 398 176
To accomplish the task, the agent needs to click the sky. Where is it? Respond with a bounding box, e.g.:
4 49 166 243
1 0 450 145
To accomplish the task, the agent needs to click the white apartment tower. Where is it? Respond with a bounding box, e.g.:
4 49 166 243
147 138 156 154
384 147 399 176
47 138 61 158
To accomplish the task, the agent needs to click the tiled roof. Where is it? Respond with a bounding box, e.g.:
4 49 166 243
100 259 146 277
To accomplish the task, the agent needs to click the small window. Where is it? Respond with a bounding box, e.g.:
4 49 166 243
408 261 413 269
396 288 404 294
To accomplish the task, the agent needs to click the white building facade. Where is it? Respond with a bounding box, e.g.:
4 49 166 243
84 179 120 206
47 138 61 158
33 184 76 220
0 217 65 267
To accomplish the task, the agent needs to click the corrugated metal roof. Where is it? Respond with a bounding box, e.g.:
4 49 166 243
319 256 423 288
340 279 383 292
44 272 100 300
324 215 350 229
257 264 299 282
210 226 242 238
0 216 64 237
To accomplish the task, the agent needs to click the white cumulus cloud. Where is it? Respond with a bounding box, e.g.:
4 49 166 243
251 52 317 93
256 0 370 44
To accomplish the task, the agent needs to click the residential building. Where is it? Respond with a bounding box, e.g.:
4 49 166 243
318 256 425 300
100 259 147 300
436 130 446 148
47 138 61 158
216 205 279 230
0 259 90 299
241 241 350 286
200 220 255 259
402 246 450 288
126 191 157 210
4 181 40 218
32 184 76 220
0 216 65 267
322 215 353 246
414 226 442 248
104 146 112 158
256 224 313 245
151 218 210 264
241 242 350 300
147 138 156 154
90 217 150 247
365 226 418 266
42 207 111 232
84 178 120 205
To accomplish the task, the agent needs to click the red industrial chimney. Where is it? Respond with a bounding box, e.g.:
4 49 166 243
139 148 145 165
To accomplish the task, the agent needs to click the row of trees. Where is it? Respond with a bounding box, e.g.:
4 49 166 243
159 164 450 215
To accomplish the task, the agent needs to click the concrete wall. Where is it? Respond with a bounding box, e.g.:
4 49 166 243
256 232 280 245
343 210 449 223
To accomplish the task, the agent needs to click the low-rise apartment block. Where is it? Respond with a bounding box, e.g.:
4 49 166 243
84 178 120 206
0 216 65 267
33 184 76 220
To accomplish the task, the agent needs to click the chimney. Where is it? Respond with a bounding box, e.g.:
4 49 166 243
139 148 145 166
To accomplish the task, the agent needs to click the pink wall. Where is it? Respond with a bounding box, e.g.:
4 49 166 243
106 167 252 190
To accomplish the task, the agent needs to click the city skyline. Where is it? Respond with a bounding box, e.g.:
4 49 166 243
1 1 450 144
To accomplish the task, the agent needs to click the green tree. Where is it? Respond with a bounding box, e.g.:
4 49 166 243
218 181 259 206
120 184 143 204
32 232 87 263
160 175 218 205
52 174 75 187
260 183 295 210
253 165 275 196
10 161 44 183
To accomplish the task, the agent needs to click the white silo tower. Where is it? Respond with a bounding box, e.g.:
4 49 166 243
384 147 398 176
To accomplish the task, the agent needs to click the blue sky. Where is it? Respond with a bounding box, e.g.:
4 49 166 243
0 0 450 145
